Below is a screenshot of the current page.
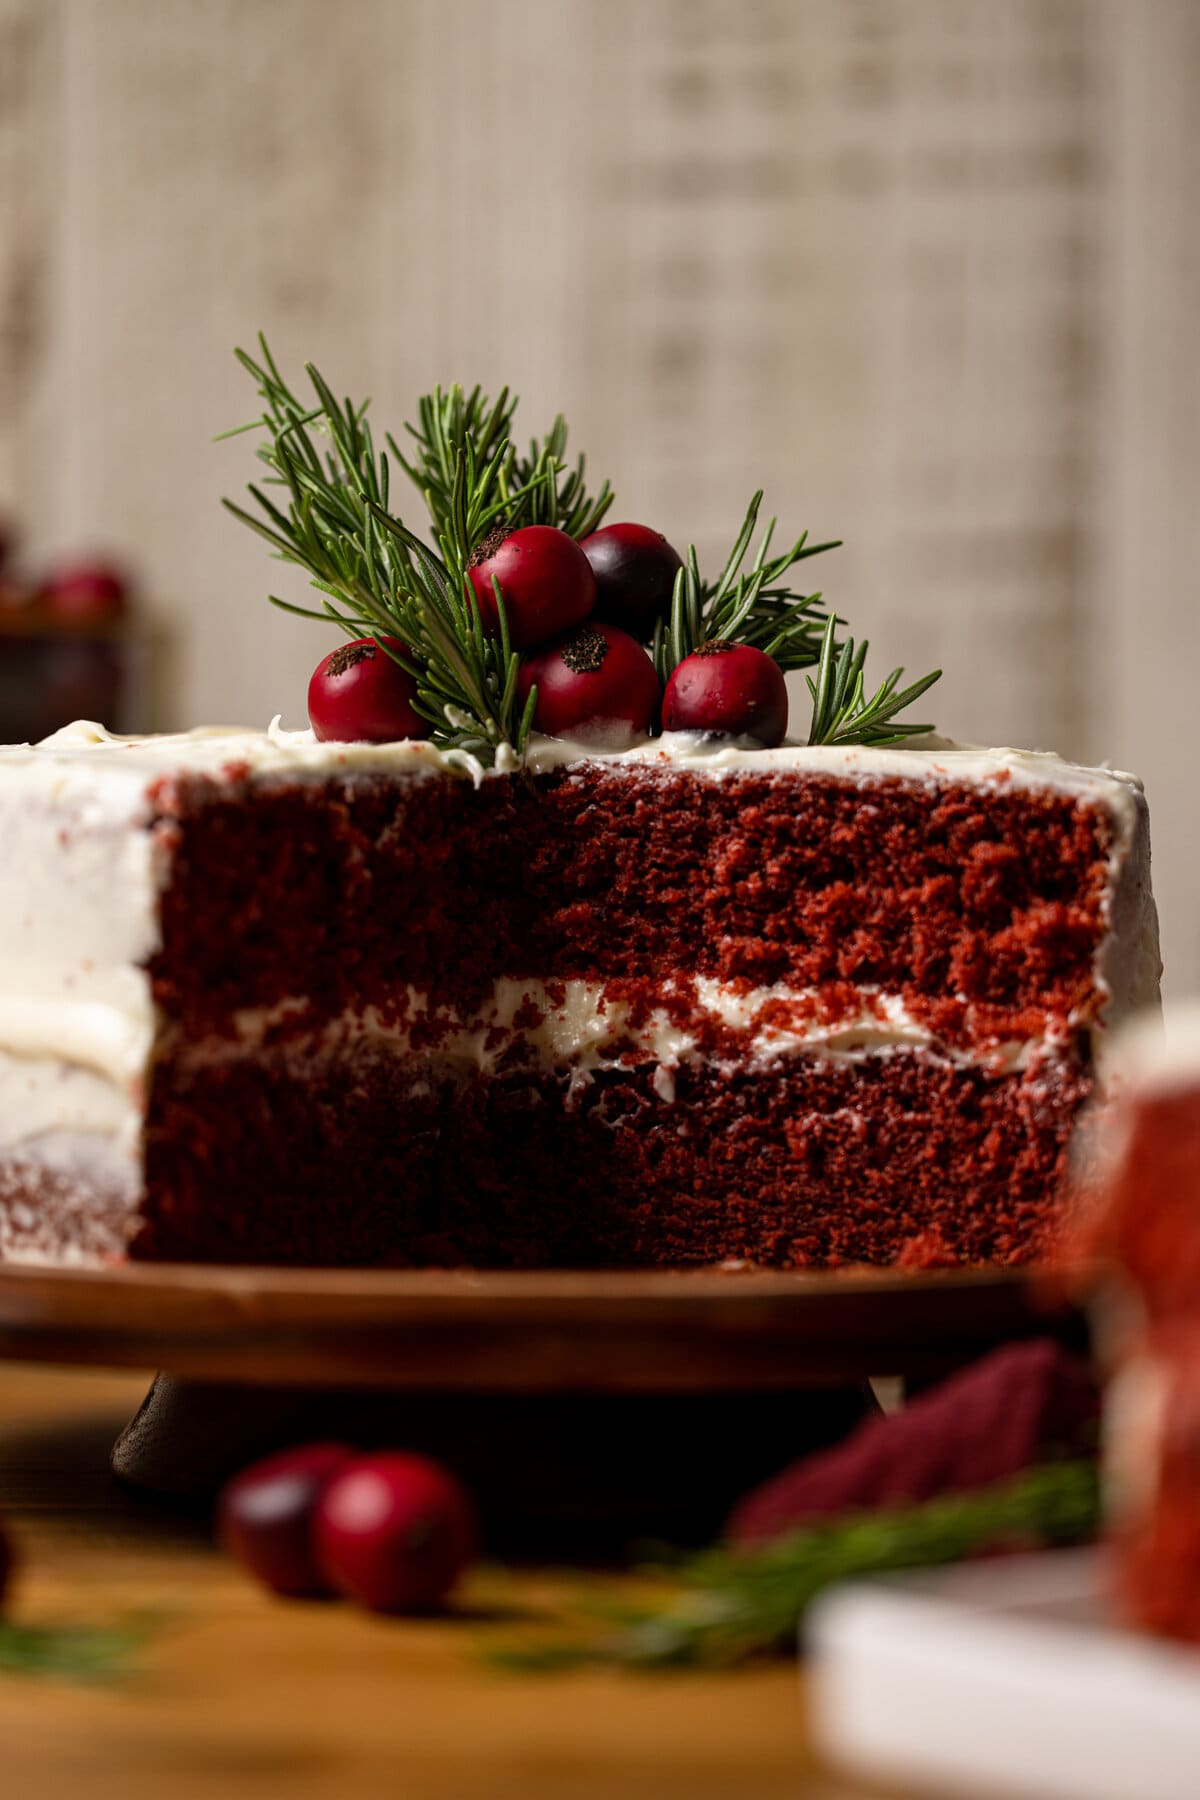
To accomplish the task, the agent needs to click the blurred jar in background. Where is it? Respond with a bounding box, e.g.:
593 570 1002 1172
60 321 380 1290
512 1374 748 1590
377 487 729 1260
0 517 166 741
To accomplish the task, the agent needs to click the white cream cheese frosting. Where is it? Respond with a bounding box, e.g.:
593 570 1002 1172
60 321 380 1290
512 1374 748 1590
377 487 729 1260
0 718 1161 1227
163 978 1035 1096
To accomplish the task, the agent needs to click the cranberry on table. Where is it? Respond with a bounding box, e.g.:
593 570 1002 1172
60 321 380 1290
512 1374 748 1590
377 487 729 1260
218 1442 355 1598
467 524 595 650
39 560 130 623
307 637 430 743
314 1452 477 1614
517 621 660 743
580 522 683 641
662 642 789 747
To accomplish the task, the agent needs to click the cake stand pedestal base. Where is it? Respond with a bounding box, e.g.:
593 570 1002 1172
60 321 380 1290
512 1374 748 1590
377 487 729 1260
111 1374 877 1550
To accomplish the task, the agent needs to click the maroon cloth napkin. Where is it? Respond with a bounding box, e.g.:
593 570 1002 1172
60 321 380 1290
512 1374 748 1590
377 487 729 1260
726 1338 1098 1548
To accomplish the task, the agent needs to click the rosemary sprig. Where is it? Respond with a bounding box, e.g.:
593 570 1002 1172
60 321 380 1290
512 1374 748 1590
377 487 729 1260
220 339 534 760
483 1461 1100 1672
805 615 941 747
504 415 614 539
652 492 840 683
223 337 943 751
388 383 519 563
391 391 612 544
0 1616 153 1683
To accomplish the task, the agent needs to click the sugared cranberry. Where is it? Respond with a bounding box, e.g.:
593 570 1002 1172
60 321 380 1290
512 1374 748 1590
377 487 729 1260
467 524 595 650
517 622 660 744
314 1453 477 1614
662 641 788 746
218 1442 355 1597
580 522 683 641
307 636 430 742
39 560 129 623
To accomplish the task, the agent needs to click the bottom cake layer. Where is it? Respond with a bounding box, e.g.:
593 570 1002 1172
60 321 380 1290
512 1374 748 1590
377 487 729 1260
0 1047 1092 1269
126 1044 1089 1268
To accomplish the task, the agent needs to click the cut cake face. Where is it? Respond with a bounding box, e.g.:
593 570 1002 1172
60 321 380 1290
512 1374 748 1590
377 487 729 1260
0 721 1159 1269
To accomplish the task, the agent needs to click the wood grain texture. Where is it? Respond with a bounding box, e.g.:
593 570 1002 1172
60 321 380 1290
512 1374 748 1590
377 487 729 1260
0 1260 1075 1389
0 1361 895 1800
0 1 1197 986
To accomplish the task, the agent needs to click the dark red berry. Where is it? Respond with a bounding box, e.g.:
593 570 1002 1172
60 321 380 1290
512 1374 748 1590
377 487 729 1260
467 524 595 650
307 637 429 743
218 1442 355 1598
580 522 683 641
39 560 129 623
314 1452 477 1614
662 642 788 746
517 622 660 744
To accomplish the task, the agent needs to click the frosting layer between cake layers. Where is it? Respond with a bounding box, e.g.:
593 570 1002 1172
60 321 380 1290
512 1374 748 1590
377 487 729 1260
0 720 1161 1266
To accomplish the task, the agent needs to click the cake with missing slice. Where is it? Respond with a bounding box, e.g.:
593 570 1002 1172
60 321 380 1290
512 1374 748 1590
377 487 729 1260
0 721 1156 1268
0 344 1162 1268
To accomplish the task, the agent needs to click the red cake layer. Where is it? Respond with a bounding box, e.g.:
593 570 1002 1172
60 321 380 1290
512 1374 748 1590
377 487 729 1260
135 1046 1090 1269
147 763 1114 1050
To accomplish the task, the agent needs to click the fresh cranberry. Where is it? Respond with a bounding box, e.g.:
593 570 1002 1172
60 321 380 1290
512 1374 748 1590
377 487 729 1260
517 622 660 743
580 522 683 640
307 637 429 742
662 642 788 746
314 1453 477 1614
467 524 595 650
218 1442 355 1597
39 560 130 623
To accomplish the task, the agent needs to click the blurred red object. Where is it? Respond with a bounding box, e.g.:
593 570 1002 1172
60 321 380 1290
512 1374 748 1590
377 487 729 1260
0 527 162 739
39 559 130 624
314 1452 477 1614
727 1339 1099 1548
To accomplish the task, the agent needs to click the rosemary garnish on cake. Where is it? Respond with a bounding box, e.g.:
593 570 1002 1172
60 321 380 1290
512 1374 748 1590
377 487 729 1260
221 336 941 756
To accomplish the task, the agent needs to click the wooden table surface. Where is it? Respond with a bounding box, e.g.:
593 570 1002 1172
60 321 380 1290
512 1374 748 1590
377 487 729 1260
0 1361 902 1800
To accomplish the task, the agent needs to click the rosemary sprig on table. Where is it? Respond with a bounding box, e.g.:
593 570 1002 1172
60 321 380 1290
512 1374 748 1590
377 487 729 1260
805 615 941 747
0 1616 152 1683
483 1461 1099 1672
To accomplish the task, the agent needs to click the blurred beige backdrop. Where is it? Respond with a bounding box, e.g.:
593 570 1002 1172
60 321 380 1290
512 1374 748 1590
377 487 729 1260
1 0 1197 988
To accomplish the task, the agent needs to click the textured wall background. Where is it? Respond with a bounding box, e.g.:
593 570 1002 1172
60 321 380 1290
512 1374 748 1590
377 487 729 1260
1 0 1198 989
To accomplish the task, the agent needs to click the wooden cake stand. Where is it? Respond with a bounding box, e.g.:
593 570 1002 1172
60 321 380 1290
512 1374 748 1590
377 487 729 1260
0 1262 1086 1543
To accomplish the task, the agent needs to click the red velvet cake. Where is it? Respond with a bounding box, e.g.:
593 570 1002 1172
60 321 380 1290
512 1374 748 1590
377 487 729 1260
0 348 1163 1269
0 721 1157 1268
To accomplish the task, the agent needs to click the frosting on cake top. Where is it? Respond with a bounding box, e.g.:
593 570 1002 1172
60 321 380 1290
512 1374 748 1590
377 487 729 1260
0 716 1149 815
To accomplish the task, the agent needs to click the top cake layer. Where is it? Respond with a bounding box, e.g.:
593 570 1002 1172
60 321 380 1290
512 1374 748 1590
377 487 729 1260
0 720 1159 1088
